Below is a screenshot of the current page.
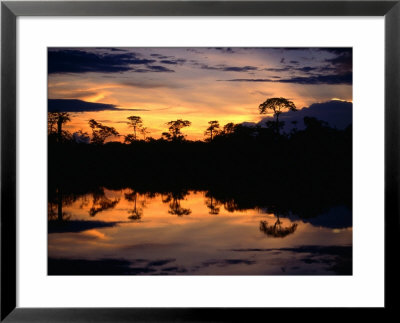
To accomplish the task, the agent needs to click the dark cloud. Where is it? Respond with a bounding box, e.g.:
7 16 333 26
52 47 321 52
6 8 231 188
263 67 291 72
121 80 181 89
320 48 352 56
323 48 352 74
296 66 318 72
212 47 236 53
48 99 148 113
160 59 186 65
48 49 158 74
146 65 175 72
147 259 176 267
291 206 352 229
95 47 128 52
325 54 352 71
201 258 255 267
221 72 352 85
48 49 177 74
200 64 258 72
279 72 352 85
132 65 175 73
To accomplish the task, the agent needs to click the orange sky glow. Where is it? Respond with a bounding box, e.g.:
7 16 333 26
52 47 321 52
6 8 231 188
48 47 352 141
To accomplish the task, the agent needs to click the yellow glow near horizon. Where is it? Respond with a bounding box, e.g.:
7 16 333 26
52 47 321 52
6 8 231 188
49 47 352 141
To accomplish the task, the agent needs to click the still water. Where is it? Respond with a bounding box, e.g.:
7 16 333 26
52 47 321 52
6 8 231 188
48 188 352 275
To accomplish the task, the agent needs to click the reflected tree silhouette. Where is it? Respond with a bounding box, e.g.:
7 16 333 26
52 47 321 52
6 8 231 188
125 190 144 220
48 188 73 222
89 188 120 217
259 216 298 238
205 194 221 215
223 199 240 213
163 191 192 216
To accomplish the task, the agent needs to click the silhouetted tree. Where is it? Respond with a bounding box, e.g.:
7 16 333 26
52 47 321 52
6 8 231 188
163 119 191 141
48 112 71 142
140 127 150 140
88 119 119 145
259 97 297 134
127 116 143 140
124 134 136 144
48 113 59 135
204 120 220 141
222 122 237 135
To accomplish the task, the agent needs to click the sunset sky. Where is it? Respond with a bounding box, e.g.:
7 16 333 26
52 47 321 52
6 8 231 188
48 47 352 140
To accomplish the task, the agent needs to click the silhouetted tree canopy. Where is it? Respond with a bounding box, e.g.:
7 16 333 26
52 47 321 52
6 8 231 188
88 119 119 144
204 121 220 141
127 116 143 140
140 127 150 140
48 112 71 142
222 122 237 135
259 97 297 134
163 119 191 141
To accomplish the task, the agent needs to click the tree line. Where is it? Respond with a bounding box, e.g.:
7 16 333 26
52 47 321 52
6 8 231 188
48 97 298 144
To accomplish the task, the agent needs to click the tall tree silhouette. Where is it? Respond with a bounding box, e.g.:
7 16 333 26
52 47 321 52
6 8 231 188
140 127 150 140
127 116 143 140
88 119 119 144
204 120 220 141
162 119 191 141
259 97 297 134
48 112 71 142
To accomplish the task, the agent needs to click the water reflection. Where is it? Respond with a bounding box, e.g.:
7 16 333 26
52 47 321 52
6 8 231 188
125 190 143 220
89 187 120 217
162 190 192 216
48 187 352 275
259 218 298 238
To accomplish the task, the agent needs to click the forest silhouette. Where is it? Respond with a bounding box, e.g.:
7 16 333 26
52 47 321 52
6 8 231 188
48 97 352 227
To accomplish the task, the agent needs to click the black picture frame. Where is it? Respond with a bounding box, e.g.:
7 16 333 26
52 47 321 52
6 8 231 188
1 0 399 321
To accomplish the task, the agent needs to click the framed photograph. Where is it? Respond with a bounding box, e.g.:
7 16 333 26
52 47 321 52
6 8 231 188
1 0 398 321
